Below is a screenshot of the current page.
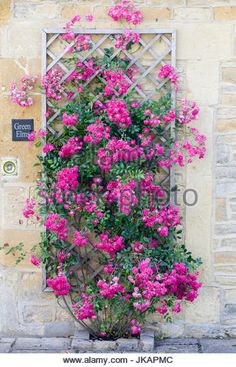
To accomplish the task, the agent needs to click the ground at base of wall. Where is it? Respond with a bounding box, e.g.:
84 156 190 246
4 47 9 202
1 337 236 353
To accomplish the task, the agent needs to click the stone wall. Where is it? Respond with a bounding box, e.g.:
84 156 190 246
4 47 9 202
0 0 236 337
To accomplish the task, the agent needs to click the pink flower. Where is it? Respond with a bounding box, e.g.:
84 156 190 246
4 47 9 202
59 137 83 158
43 143 55 154
42 68 64 101
106 100 132 128
97 278 125 298
108 1 143 25
56 166 79 191
172 303 181 313
28 131 36 142
72 231 89 247
158 64 179 91
95 233 125 258
73 293 96 320
86 14 94 22
10 75 37 107
44 214 68 241
31 254 41 267
23 199 36 218
84 120 110 145
47 274 71 296
62 113 78 126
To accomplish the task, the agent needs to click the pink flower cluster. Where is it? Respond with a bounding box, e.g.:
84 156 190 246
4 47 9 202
95 233 125 257
163 109 176 124
144 109 161 127
62 113 78 126
44 214 68 241
170 128 206 166
56 166 79 191
130 319 142 335
158 64 179 91
68 60 96 85
73 293 97 321
23 199 36 219
47 274 71 296
84 120 110 145
43 143 55 154
31 254 41 267
72 231 89 247
142 206 181 237
140 174 165 201
115 30 141 50
97 277 125 298
105 179 138 215
61 15 93 50
42 68 64 101
106 100 132 128
59 137 83 158
178 99 200 125
108 1 143 25
103 69 130 96
133 242 145 253
162 262 202 304
97 137 144 171
28 128 47 142
10 75 37 107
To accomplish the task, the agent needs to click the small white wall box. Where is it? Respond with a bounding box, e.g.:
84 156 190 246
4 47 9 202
1 159 18 176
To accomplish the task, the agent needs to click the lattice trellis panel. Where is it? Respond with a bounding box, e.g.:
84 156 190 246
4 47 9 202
42 29 176 289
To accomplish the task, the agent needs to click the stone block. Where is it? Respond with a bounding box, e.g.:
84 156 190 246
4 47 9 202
7 24 41 59
61 5 94 19
173 8 212 21
13 337 71 351
187 0 231 5
147 0 185 5
216 119 236 132
93 340 117 352
140 330 155 352
0 0 11 24
186 62 219 104
140 7 171 22
14 3 60 19
222 67 236 84
220 238 236 249
214 7 236 20
215 198 228 221
0 343 13 353
20 303 55 323
184 324 224 338
216 144 230 164
224 289 236 303
216 182 236 197
216 167 236 179
176 23 231 60
221 95 236 105
214 251 236 264
116 338 139 352
215 275 236 286
185 287 220 324
44 321 75 337
160 321 185 338
72 339 94 352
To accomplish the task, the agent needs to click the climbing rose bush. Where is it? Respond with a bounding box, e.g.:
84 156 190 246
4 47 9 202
11 1 205 340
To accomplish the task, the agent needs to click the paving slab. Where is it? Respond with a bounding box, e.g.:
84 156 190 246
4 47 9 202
200 338 236 353
154 345 199 353
12 337 72 351
156 338 198 346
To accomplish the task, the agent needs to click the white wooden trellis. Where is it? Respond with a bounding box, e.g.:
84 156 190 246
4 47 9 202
41 28 176 289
